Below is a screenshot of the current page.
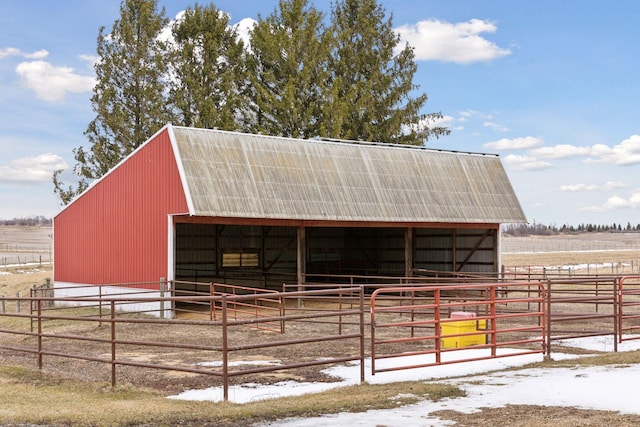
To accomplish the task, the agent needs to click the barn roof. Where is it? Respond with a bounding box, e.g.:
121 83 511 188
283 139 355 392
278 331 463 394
169 126 526 224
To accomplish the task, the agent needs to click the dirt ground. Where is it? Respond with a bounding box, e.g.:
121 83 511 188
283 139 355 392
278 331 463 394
3 229 640 426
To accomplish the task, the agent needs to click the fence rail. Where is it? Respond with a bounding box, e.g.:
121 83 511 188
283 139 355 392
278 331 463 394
2 275 640 400
370 282 546 375
544 277 619 354
1 287 366 401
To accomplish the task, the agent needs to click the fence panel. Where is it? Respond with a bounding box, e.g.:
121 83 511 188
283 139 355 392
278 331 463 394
0 287 366 401
544 277 619 354
370 282 545 375
618 276 640 343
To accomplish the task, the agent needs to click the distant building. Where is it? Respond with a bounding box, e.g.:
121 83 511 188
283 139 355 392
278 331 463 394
53 125 526 313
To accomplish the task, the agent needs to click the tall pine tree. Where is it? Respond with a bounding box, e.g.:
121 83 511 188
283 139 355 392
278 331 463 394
246 0 331 138
324 0 448 144
54 0 173 204
169 4 248 130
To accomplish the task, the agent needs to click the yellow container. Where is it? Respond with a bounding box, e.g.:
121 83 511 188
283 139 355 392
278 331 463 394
441 316 487 348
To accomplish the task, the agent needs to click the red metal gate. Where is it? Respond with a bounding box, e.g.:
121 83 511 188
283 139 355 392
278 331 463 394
618 275 640 342
370 282 545 375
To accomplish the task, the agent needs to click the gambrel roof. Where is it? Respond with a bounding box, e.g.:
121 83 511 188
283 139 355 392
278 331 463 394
169 126 526 224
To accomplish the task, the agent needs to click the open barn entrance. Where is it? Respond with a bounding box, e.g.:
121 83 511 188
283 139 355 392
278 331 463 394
173 223 298 293
173 222 499 295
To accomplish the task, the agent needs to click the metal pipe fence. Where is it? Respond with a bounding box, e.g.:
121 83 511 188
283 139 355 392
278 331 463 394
1 287 366 401
2 275 639 401
543 277 619 355
369 282 546 375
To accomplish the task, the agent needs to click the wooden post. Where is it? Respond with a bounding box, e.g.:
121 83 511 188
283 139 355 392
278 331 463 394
405 227 413 278
296 227 306 307
159 277 165 319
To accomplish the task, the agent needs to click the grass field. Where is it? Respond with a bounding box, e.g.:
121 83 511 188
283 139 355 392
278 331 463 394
502 233 640 276
0 225 52 267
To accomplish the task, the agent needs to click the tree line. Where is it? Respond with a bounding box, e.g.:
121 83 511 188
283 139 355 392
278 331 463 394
503 222 640 236
53 0 449 205
0 217 52 226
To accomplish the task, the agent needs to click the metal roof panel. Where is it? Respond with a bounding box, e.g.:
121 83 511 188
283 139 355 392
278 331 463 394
171 127 526 224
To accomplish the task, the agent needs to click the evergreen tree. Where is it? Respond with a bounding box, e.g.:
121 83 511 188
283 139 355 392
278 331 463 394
323 0 448 144
246 0 331 138
169 4 248 130
54 0 172 204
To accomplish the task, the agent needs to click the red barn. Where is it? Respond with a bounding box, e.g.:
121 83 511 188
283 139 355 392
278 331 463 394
53 125 526 314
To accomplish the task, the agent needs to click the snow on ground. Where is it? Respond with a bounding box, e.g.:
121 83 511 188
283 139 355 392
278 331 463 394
168 336 640 426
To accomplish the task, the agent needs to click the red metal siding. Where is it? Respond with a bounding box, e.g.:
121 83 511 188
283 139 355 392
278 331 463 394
54 129 189 286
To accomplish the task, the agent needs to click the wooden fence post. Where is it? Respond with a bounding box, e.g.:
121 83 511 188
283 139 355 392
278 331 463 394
160 277 165 319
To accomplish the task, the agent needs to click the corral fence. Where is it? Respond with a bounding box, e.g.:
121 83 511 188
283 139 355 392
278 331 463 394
1 286 366 402
2 275 640 400
1 254 52 268
543 277 620 354
369 282 546 375
502 262 640 279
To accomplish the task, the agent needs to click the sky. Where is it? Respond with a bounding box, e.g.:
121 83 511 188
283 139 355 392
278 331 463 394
167 335 640 426
1 0 639 226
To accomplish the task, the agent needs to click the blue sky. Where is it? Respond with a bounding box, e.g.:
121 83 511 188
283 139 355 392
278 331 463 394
1 0 639 227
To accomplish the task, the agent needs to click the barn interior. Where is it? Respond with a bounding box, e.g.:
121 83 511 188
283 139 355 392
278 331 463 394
173 222 498 293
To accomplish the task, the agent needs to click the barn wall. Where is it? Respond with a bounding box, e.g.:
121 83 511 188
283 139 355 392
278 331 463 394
306 227 405 276
414 228 497 273
54 129 189 286
174 223 298 289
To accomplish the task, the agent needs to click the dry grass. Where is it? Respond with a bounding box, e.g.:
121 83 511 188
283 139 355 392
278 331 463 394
0 364 461 426
503 249 640 271
2 352 640 426
0 265 51 296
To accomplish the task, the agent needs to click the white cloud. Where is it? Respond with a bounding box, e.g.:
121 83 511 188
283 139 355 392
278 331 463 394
560 181 626 192
78 54 99 66
502 154 552 171
15 60 95 103
0 47 20 59
0 47 49 60
484 136 544 151
599 135 640 165
0 153 68 184
431 115 455 130
395 19 511 63
582 196 632 212
458 109 495 122
483 121 509 132
530 135 640 165
530 144 592 159
24 49 49 59
581 189 640 213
